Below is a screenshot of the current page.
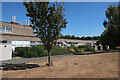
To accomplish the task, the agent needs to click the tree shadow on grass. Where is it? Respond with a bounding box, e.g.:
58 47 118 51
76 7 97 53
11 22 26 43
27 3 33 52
2 63 40 71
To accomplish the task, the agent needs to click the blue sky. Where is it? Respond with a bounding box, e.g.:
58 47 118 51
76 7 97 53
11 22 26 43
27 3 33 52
2 2 118 37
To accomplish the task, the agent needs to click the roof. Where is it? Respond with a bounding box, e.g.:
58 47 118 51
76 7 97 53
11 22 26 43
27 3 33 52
58 39 97 43
1 21 34 36
1 21 97 43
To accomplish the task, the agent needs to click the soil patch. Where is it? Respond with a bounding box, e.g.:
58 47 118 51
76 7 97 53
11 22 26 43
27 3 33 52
2 63 40 71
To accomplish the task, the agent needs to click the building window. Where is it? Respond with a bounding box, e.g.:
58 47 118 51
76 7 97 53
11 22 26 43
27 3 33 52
35 41 41 44
12 41 16 45
0 26 13 33
2 40 7 43
0 40 11 43
0 27 5 32
26 41 30 45
19 41 23 45
75 43 78 44
7 40 12 43
68 42 72 44
16 41 20 44
23 41 27 44
6 27 12 33
57 42 60 44
30 41 35 45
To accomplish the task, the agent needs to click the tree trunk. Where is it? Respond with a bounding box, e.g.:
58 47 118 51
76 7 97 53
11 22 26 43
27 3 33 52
48 50 52 66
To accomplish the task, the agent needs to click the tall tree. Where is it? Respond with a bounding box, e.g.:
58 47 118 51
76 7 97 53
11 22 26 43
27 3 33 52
101 29 109 46
102 3 120 48
23 1 67 66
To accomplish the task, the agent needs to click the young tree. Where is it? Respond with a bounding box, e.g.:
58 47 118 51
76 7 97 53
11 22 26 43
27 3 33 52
23 1 67 66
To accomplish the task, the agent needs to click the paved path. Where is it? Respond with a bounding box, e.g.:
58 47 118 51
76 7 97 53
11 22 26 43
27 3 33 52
1 50 117 66
1 54 74 66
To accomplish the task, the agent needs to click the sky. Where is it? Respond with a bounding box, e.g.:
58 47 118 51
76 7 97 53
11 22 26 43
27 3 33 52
1 2 118 37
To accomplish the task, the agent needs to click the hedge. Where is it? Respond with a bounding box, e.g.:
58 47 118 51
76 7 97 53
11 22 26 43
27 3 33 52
14 47 30 57
51 46 69 56
68 45 95 53
14 45 69 58
28 52 38 58
30 45 46 57
78 45 95 52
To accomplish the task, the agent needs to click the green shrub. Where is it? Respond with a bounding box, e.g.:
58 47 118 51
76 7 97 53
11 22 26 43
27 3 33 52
30 45 46 57
69 48 75 53
68 46 77 49
74 62 79 65
68 45 95 53
84 45 95 52
74 47 80 52
69 48 76 54
78 45 95 52
14 45 46 58
28 52 38 58
14 45 69 58
68 46 79 52
15 47 30 57
79 48 85 53
51 46 69 56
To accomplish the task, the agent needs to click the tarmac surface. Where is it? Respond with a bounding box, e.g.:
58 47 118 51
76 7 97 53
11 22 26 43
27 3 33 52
1 54 73 66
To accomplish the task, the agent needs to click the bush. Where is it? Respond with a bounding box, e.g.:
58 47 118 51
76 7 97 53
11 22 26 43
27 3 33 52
69 48 76 54
30 45 46 57
28 52 38 58
84 45 95 52
14 45 46 58
68 46 77 49
68 46 79 52
68 45 95 54
14 45 70 58
69 48 75 53
15 47 30 57
79 48 85 53
51 46 69 56
78 45 95 52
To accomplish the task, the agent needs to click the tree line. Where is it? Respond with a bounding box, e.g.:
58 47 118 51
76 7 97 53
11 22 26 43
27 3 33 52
59 34 100 40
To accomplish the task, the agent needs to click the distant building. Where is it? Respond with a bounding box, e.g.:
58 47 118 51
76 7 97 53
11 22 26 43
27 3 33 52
56 39 97 48
0 21 97 51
